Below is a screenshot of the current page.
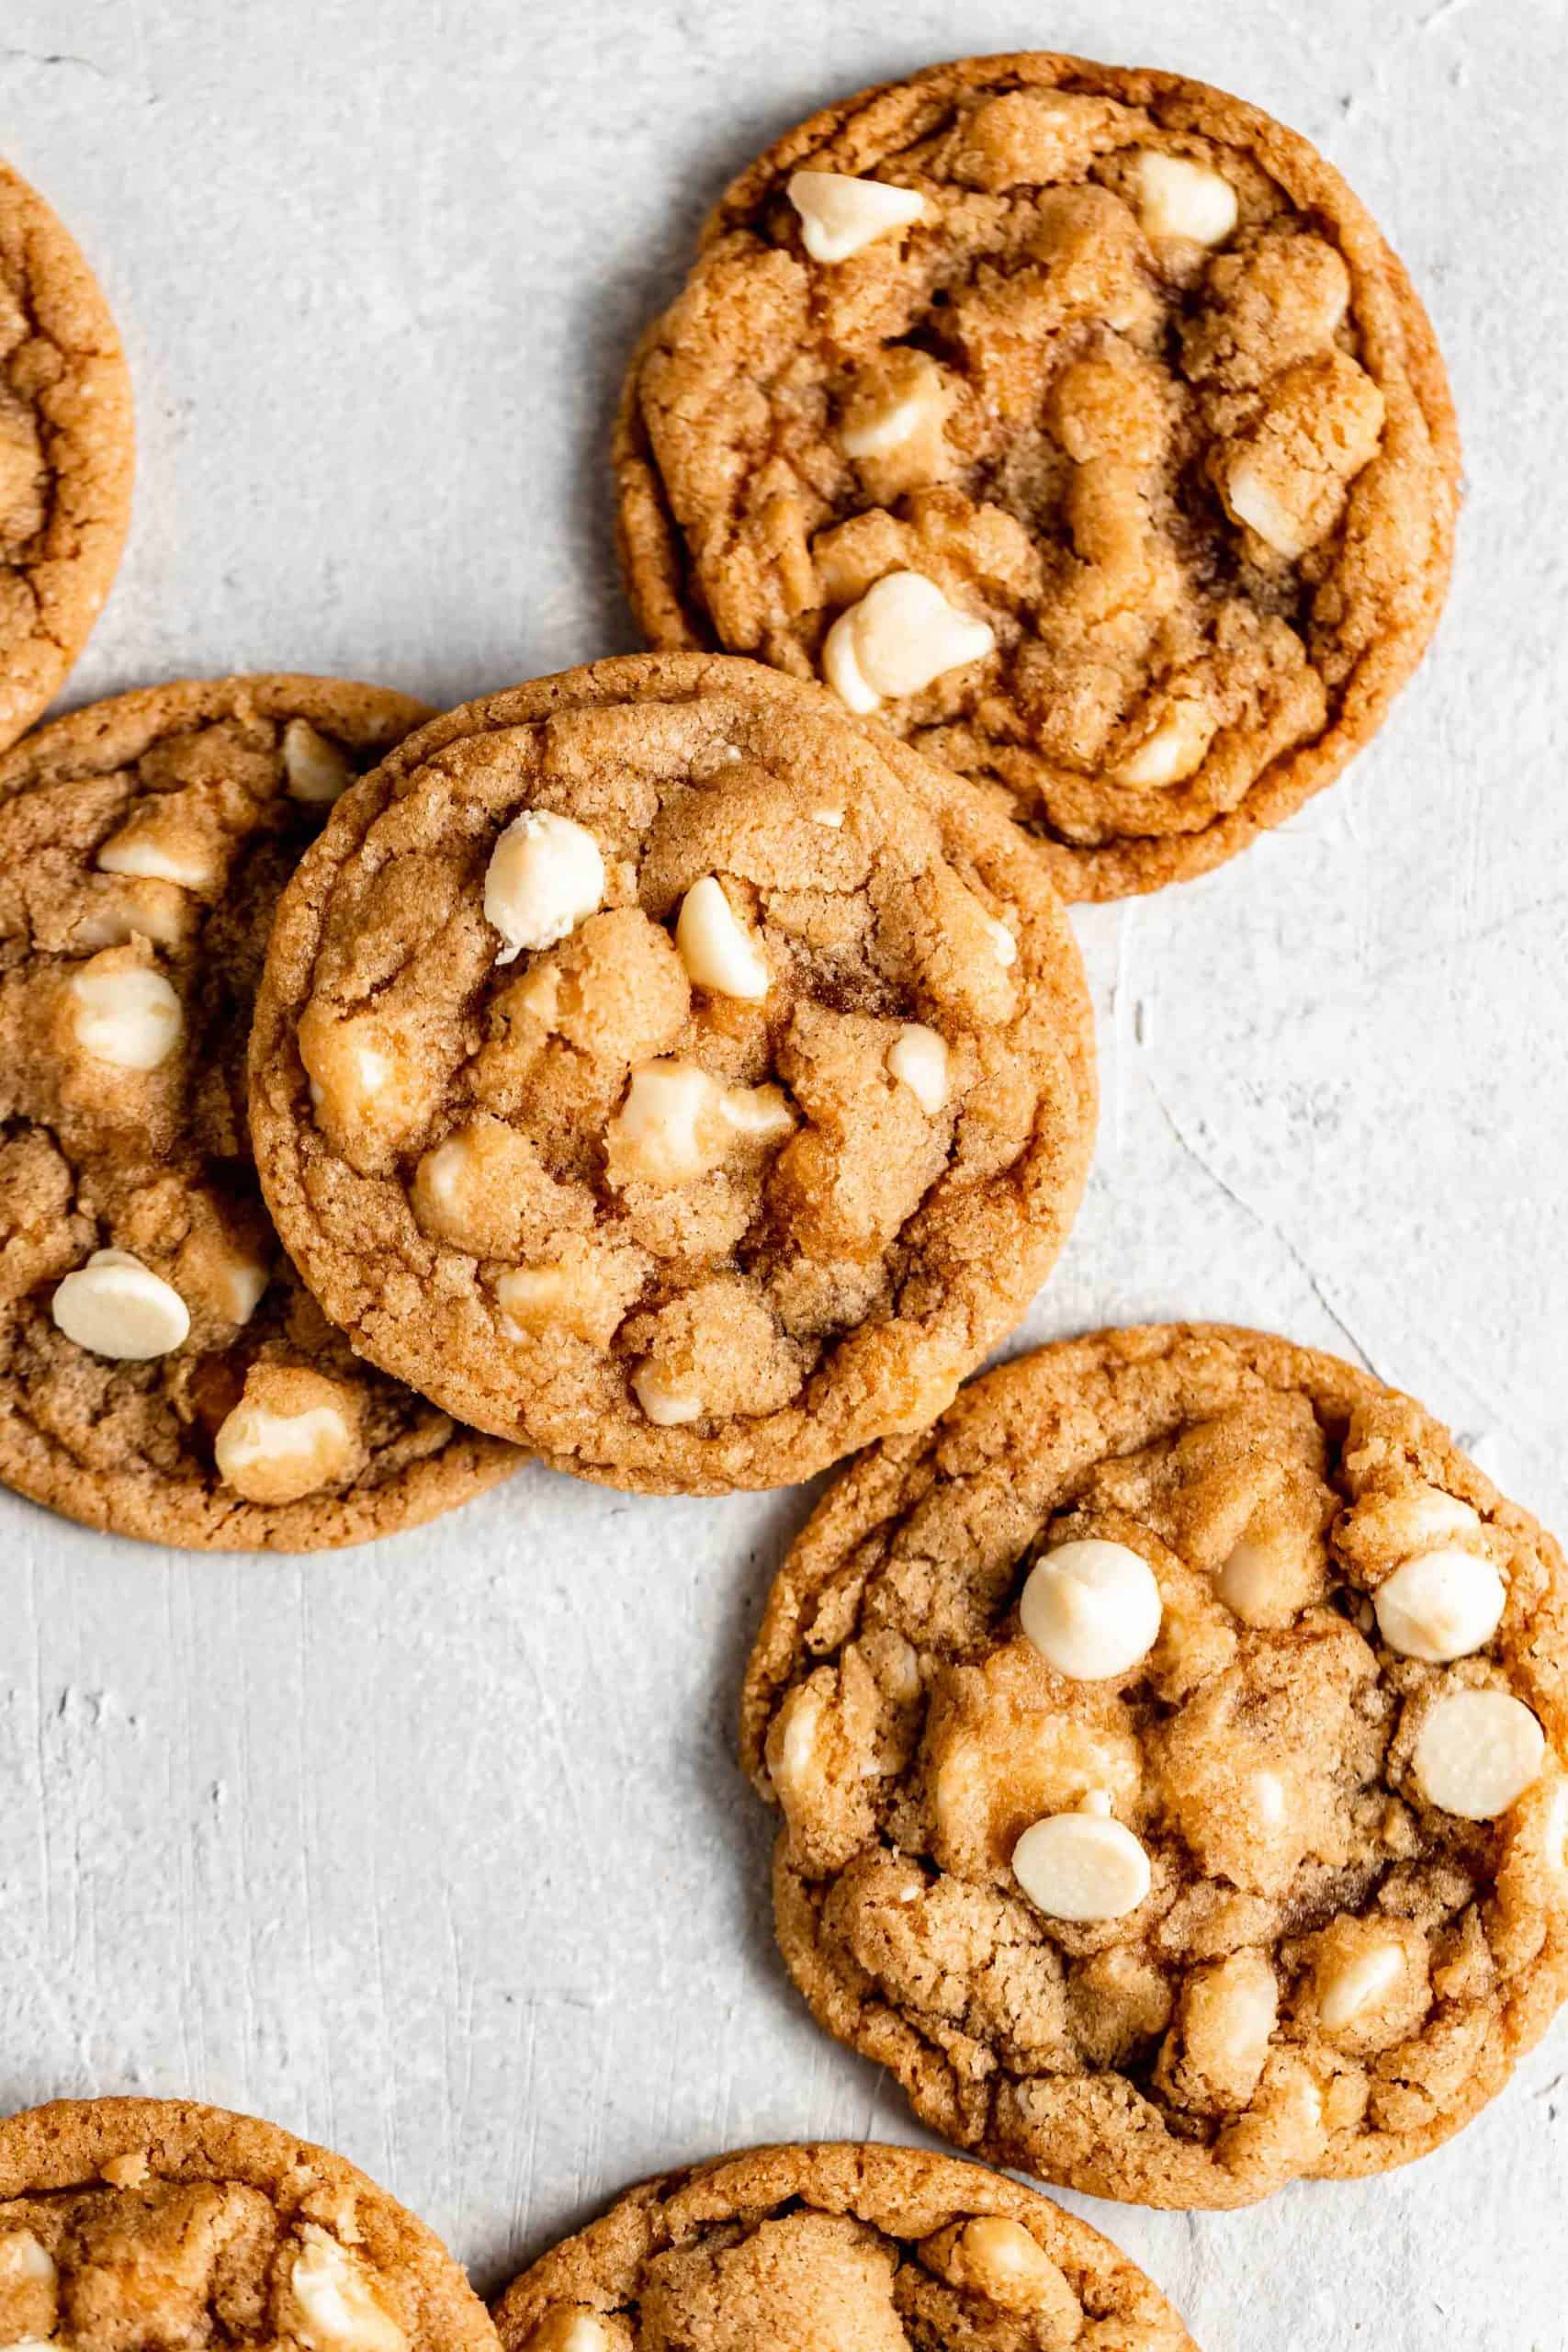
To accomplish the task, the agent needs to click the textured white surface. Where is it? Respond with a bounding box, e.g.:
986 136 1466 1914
1 1 1565 2345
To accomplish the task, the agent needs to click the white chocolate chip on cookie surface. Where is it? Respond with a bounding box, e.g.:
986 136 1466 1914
786 170 926 263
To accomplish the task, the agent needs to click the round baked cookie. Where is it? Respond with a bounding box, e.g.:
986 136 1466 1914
0 2096 498 2352
249 654 1095 1496
615 53 1459 900
0 675 520 1552
0 159 134 751
740 1325 1568 2208
493 2141 1197 2351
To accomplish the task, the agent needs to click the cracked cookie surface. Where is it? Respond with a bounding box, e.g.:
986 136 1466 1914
493 2142 1196 2352
249 654 1095 1495
740 1326 1568 2206
615 52 1459 899
0 159 133 752
0 2096 497 2352
0 675 520 1552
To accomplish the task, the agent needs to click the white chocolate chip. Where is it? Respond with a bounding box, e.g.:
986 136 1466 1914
0 2231 55 2289
51 1250 190 1361
952 2218 1069 2316
840 356 946 459
525 2312 615 2352
982 911 1017 967
97 810 220 890
214 1396 357 1507
674 875 770 1000
886 1023 949 1114
1318 1935 1404 2031
1374 1548 1506 1663
1131 150 1238 246
1112 699 1215 787
484 809 604 963
809 806 844 827
1013 1798 1152 1921
632 1363 703 1427
606 1059 728 1186
283 718 356 806
1019 1539 1163 1680
288 2229 407 2352
1219 449 1311 558
1415 1689 1546 1820
73 880 188 951
786 169 926 263
206 1244 269 1328
718 1082 795 1145
1247 1769 1289 1830
822 571 995 712
1217 1535 1285 1623
69 963 184 1071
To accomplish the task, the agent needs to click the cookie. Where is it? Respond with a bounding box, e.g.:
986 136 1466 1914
0 2095 498 2352
492 2141 1197 2351
249 653 1096 1495
739 1325 1568 2207
615 53 1459 900
0 675 520 1552
0 159 134 752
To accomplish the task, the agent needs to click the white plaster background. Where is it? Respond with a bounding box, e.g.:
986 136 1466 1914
0 0 1564 2344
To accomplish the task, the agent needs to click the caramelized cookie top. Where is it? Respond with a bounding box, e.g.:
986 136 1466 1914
741 1326 1568 2206
249 655 1095 1496
0 676 519 1552
494 2143 1195 2351
616 53 1459 898
0 2098 497 2352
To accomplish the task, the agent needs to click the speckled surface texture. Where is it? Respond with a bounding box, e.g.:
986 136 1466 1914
0 3 1563 2348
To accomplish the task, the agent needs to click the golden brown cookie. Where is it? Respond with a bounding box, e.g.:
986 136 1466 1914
0 675 520 1552
249 653 1096 1496
0 159 133 751
740 1325 1568 2207
615 53 1459 900
493 2142 1197 2350
0 2095 498 2352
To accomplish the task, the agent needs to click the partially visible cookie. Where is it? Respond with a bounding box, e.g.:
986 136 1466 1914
249 653 1096 1495
0 160 133 750
0 2095 498 2352
615 53 1459 899
493 2141 1197 2350
741 1326 1568 2207
0 676 520 1552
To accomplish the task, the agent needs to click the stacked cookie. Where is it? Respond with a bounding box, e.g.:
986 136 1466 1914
3 37 1565 2352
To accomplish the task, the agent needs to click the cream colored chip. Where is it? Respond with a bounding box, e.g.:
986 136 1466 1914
822 571 996 712
287 2227 407 2352
809 805 845 828
1013 1792 1152 1921
606 1058 728 1186
283 718 356 806
1317 1932 1405 2032
484 808 605 962
1374 1547 1506 1663
786 168 927 263
1220 449 1314 559
1131 149 1238 246
524 2315 616 2352
1247 1768 1288 1830
1019 1538 1163 1680
949 2217 1073 2317
96 805 221 890
214 1373 360 1507
69 960 184 1071
633 1362 703 1426
674 874 770 1000
719 1082 795 1145
1415 1688 1546 1820
886 1022 949 1114
840 350 947 460
71 878 190 951
51 1248 190 1361
982 910 1017 968
1112 697 1215 787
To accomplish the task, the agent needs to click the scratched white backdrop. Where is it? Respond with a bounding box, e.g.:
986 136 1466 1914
0 1 1564 2345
